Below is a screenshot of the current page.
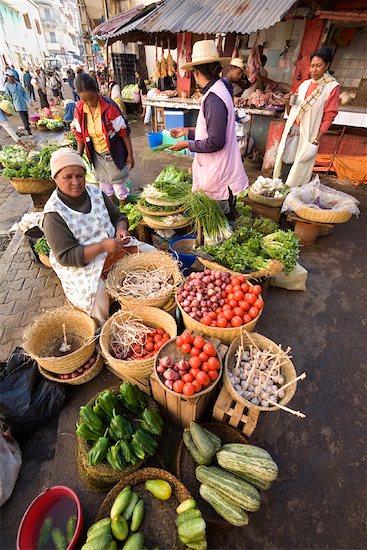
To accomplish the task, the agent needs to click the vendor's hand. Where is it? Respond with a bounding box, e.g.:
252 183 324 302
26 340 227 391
103 238 126 254
126 155 135 170
170 141 188 152
170 127 188 138
116 227 130 242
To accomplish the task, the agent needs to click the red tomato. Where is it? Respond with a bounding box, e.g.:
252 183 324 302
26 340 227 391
225 284 233 294
189 356 201 369
245 293 256 305
183 383 195 396
201 362 210 372
234 290 244 301
231 316 243 327
192 380 203 393
182 332 193 344
243 314 252 324
208 356 220 370
232 285 242 292
176 336 184 347
154 341 164 350
201 315 212 326
249 306 259 318
237 274 246 283
232 306 244 318
196 371 210 387
231 277 241 287
199 352 209 363
229 299 239 308
189 368 200 378
216 308 223 314
193 336 205 349
145 341 154 352
223 304 232 310
254 298 264 309
182 373 194 383
239 300 250 311
208 369 219 381
181 343 192 355
252 284 262 295
208 311 217 320
154 334 162 343
203 343 216 357
217 317 228 328
223 309 233 321
173 380 184 393
227 293 234 301
157 327 165 335
162 334 170 342
190 347 201 357
241 283 249 293
210 321 217 327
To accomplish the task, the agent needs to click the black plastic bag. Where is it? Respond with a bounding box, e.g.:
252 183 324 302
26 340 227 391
0 348 68 437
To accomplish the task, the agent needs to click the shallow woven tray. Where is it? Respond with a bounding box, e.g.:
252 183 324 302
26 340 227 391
77 386 159 491
295 206 352 224
143 215 190 230
10 177 55 194
39 253 51 268
38 351 103 385
23 306 96 374
95 468 192 549
176 423 247 526
197 255 284 280
154 337 223 399
144 196 186 207
137 201 186 217
224 332 297 412
100 306 177 383
248 187 285 207
106 251 182 308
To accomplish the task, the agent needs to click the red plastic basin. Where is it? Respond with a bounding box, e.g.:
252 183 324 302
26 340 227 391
16 485 83 550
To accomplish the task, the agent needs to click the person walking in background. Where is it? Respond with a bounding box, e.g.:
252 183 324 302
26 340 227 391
55 68 64 100
34 68 49 109
67 69 79 102
135 70 147 116
23 68 36 100
48 71 61 105
108 79 125 114
63 99 75 129
4 70 32 135
11 65 20 81
0 100 30 148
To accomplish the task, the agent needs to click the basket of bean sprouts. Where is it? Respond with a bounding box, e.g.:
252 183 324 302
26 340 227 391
224 331 304 416
106 251 183 309
100 306 177 381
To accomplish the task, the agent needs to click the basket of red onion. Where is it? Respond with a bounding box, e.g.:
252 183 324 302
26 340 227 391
154 332 222 399
176 270 264 345
38 352 103 385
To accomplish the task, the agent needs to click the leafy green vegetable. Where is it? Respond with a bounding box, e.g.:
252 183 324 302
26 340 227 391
235 202 278 236
2 144 59 179
186 191 232 245
34 236 50 256
139 198 180 213
262 230 300 274
120 203 142 231
0 145 28 168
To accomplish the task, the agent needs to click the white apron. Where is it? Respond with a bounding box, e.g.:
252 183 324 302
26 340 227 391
273 79 339 187
43 184 115 314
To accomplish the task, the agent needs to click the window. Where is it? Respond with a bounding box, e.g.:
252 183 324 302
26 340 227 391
35 19 42 34
49 31 56 43
44 8 51 20
23 13 32 29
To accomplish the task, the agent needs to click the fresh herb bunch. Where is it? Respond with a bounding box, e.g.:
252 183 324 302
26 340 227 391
235 202 278 235
186 191 232 245
34 236 50 256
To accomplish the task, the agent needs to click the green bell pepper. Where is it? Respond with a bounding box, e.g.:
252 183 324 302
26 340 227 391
110 410 133 441
141 409 163 436
76 422 102 441
79 405 105 433
96 390 121 421
87 433 110 466
119 383 145 413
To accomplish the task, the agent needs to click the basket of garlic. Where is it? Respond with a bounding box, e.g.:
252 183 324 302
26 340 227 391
248 176 289 207
224 331 306 416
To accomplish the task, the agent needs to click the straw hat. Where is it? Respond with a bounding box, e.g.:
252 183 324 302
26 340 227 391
229 58 246 72
181 40 230 70
0 100 14 115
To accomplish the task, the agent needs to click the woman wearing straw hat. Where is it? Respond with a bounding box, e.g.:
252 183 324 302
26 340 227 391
0 100 29 149
170 40 248 212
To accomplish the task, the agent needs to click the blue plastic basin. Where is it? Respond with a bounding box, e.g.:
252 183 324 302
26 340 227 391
148 132 163 149
169 236 197 275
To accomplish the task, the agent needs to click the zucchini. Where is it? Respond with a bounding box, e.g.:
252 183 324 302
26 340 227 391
176 498 197 515
220 443 273 460
189 422 215 461
178 518 206 543
202 428 221 452
175 508 202 527
122 532 144 550
196 466 260 512
183 429 211 465
217 449 278 483
226 469 272 491
199 484 249 527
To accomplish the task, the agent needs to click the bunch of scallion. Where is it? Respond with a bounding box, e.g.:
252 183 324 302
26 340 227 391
185 192 232 245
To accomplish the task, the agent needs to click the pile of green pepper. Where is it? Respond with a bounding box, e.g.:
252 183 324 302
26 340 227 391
76 382 163 471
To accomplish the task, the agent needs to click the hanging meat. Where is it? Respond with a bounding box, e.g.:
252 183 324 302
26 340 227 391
166 38 176 76
246 36 261 84
152 42 161 83
160 41 168 78
232 35 241 59
178 33 188 79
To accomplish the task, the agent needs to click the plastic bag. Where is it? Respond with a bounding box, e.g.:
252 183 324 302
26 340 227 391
0 348 67 437
282 175 360 216
0 424 22 507
270 262 308 291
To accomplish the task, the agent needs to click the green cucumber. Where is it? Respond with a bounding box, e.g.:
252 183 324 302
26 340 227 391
87 518 111 540
176 498 197 515
81 534 112 550
51 528 67 550
111 516 128 541
122 532 145 550
110 486 132 518
37 517 52 550
175 508 202 527
123 492 139 521
66 514 77 544
177 518 206 543
131 498 144 532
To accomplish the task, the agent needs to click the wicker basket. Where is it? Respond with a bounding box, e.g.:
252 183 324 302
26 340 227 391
144 196 185 207
10 177 55 194
38 351 103 385
77 387 159 492
248 187 285 207
143 215 190 230
137 201 186 217
100 306 177 382
224 332 297 412
23 307 96 374
95 468 192 548
39 253 51 268
106 251 182 308
154 336 223 399
198 256 284 279
295 206 352 224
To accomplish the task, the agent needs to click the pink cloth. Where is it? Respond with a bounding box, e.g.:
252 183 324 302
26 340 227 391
295 82 340 133
192 79 248 200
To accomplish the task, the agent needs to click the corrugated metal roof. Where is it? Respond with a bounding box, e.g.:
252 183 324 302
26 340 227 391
113 0 298 36
92 4 156 37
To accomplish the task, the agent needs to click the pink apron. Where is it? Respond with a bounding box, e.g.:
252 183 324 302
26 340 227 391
192 79 248 200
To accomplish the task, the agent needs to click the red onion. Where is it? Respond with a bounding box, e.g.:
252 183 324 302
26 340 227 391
208 283 214 289
182 290 189 298
163 368 176 380
202 276 211 284
160 356 171 368
157 365 166 374
184 307 191 313
165 380 174 389
191 299 199 307
210 295 218 303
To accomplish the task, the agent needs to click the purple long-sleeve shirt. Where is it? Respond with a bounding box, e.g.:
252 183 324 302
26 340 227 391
188 77 232 154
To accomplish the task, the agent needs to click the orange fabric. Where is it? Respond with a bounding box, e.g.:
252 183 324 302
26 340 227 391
315 153 367 184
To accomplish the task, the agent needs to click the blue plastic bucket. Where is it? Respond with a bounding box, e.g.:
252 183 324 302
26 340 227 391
148 132 163 149
170 235 197 275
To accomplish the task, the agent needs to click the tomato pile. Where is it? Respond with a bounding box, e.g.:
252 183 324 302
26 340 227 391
177 270 264 328
156 333 221 395
110 327 171 361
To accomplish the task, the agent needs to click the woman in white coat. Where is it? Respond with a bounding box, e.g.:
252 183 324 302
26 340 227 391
273 47 340 187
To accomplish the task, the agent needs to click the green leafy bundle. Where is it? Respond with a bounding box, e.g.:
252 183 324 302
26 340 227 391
34 236 50 256
120 203 143 231
3 144 59 179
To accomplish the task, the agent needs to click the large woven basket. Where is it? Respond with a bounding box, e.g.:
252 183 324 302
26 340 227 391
38 351 103 385
295 206 352 224
198 255 283 280
224 332 297 412
95 468 192 549
143 215 190 230
100 306 177 383
23 307 96 374
106 251 182 308
248 187 285 207
137 201 185 216
10 177 55 194
77 387 159 492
